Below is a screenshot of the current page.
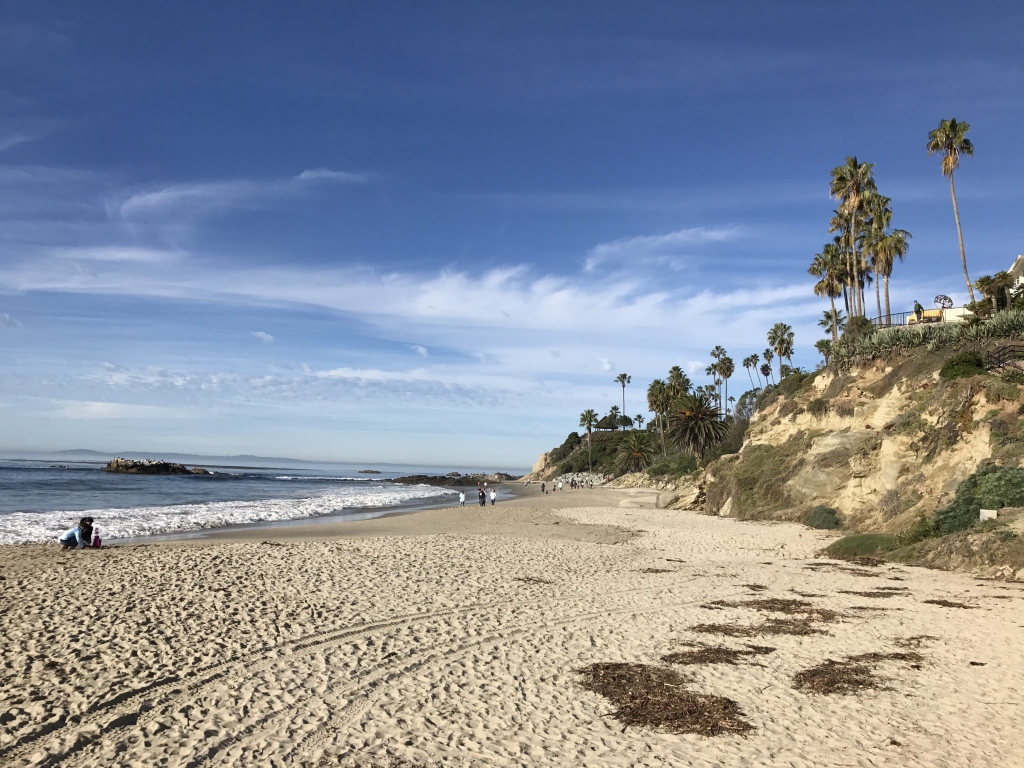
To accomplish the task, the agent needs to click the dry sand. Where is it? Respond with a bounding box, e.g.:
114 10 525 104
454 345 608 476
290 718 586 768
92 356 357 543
2 486 1023 767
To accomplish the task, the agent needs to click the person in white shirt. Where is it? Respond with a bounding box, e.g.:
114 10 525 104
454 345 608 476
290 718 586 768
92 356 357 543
489 488 496 505
459 491 466 507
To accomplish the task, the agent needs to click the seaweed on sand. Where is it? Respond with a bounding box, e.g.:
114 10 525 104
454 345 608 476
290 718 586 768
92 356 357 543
576 663 753 736
793 652 924 695
922 598 975 609
662 645 775 666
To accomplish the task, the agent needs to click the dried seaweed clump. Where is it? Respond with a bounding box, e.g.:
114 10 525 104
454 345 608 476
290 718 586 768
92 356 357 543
922 598 975 609
515 576 554 585
576 663 752 736
793 652 923 695
839 590 904 599
639 568 674 574
692 597 841 637
663 645 775 666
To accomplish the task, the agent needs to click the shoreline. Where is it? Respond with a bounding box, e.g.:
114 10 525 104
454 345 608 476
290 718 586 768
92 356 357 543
3 489 1022 767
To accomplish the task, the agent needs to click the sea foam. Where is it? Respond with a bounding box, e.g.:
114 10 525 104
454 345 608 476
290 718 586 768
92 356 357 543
0 484 456 544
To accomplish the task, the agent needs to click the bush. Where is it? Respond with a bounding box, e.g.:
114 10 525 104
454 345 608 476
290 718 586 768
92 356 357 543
833 399 856 418
824 533 898 560
933 464 1024 535
1003 370 1024 385
807 398 829 418
985 379 1020 403
778 371 816 398
647 452 698 479
939 350 985 380
805 505 842 530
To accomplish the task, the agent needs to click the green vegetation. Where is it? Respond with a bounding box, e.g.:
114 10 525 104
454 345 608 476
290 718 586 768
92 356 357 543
705 434 813 517
615 432 655 474
824 534 898 560
647 453 698 480
940 350 985 380
934 464 1024 535
666 391 729 459
807 397 829 418
927 118 975 301
805 505 842 530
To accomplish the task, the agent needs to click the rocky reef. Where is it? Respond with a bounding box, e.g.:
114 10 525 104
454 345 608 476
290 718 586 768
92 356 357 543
392 472 518 487
104 458 211 475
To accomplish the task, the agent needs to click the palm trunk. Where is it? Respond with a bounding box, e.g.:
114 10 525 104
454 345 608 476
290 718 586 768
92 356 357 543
874 277 882 325
828 294 839 341
724 376 728 417
842 285 849 316
883 275 892 326
949 172 975 303
587 429 593 471
747 367 755 389
659 413 667 457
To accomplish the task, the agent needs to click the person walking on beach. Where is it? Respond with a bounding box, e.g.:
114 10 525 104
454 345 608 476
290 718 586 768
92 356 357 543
459 491 466 507
489 488 496 505
541 482 546 494
478 488 486 506
59 517 94 550
557 479 563 493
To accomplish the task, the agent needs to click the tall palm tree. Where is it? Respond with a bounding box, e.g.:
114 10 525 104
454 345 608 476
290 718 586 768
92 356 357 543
718 355 735 417
872 228 911 325
666 365 690 399
607 404 621 430
614 373 631 417
863 192 892 321
808 244 845 338
705 362 721 413
927 118 975 302
646 379 669 457
767 323 794 381
634 414 645 431
579 409 598 471
830 157 877 317
666 391 728 459
759 361 773 384
742 353 761 388
762 348 775 385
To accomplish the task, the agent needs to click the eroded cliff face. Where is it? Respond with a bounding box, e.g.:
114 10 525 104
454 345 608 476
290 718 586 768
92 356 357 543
704 353 1024 532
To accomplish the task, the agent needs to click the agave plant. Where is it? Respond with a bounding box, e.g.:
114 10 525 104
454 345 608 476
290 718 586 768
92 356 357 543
615 431 655 474
665 391 729 459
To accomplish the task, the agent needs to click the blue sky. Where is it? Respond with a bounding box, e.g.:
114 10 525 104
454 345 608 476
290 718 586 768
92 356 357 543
0 1 1022 467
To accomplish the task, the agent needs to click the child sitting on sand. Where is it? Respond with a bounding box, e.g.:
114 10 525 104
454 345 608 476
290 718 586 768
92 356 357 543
59 517 94 550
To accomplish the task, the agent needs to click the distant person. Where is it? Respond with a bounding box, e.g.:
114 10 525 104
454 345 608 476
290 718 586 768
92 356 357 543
489 488 496 505
478 488 486 506
59 517 94 550
459 491 466 507
914 300 924 322
557 480 563 493
541 482 546 494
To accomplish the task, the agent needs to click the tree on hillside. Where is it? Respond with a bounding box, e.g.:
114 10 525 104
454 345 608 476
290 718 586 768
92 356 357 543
927 118 975 302
705 362 721 412
634 414 645 430
646 379 670 457
579 409 598 471
815 338 833 366
870 226 911 325
829 156 877 317
615 431 655 474
742 354 761 388
809 243 846 337
667 365 691 400
767 323 794 381
759 361 773 384
666 391 728 459
819 309 845 339
762 348 776 385
718 355 735 417
614 373 631 417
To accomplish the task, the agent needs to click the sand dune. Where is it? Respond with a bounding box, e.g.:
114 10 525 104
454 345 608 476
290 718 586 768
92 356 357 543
2 492 1022 767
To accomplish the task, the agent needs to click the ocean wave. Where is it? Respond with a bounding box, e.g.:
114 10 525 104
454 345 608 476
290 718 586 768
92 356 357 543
0 484 457 544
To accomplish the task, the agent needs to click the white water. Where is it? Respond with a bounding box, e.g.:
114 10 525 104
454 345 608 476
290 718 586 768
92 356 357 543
0 484 457 544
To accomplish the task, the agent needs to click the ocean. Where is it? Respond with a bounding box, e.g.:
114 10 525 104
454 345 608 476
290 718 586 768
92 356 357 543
0 456 500 544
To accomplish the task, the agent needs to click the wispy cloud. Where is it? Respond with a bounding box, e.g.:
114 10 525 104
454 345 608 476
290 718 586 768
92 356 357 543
252 331 274 343
410 344 429 357
0 134 35 152
116 168 374 220
0 312 18 327
585 226 741 271
48 246 180 263
51 399 198 420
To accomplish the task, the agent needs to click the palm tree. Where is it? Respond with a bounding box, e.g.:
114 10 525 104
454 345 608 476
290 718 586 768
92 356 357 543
927 118 975 302
808 244 845 338
666 391 728 459
815 338 833 366
759 361 773 384
705 362 721 412
862 192 892 321
819 308 845 339
830 157 877 316
666 365 690 399
615 432 655 474
634 414 645 431
718 355 735 417
742 354 761 388
870 225 911 326
646 379 670 457
579 409 598 471
614 373 631 417
762 348 775 385
767 323 794 381
607 404 621 430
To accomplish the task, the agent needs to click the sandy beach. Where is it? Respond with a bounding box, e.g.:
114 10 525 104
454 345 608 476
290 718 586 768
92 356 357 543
2 486 1023 767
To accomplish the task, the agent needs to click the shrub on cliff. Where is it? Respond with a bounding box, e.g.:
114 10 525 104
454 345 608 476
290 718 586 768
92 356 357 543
647 453 698 480
934 464 1024 534
805 505 842 530
939 350 985 380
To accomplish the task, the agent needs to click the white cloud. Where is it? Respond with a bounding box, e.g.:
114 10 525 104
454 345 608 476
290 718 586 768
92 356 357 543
51 400 197 420
0 311 17 327
0 133 35 152
49 246 179 263
252 331 274 343
585 226 741 271
411 344 429 357
116 168 373 219
598 358 613 371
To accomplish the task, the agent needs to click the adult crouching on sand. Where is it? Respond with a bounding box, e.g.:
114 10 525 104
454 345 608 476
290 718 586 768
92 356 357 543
59 517 94 550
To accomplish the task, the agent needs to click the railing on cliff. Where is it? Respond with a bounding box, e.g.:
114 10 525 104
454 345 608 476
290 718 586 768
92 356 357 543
868 306 973 328
984 343 1024 372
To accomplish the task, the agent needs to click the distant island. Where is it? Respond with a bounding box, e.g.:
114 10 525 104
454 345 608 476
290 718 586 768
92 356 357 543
358 469 381 474
104 458 211 475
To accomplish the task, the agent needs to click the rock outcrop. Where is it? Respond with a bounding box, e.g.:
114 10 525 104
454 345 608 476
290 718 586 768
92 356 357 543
104 458 210 475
